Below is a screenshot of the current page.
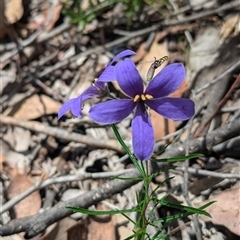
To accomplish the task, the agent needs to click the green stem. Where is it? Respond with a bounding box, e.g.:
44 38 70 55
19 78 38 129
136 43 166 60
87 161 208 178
138 161 151 240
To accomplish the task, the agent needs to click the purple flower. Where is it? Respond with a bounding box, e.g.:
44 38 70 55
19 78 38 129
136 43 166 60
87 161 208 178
89 58 195 161
58 49 136 119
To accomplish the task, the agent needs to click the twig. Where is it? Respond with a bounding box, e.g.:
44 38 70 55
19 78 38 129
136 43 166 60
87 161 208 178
26 72 55 96
194 74 240 137
0 115 124 153
213 137 240 155
168 0 193 44
66 68 82 100
163 0 240 26
159 117 240 158
194 60 240 95
176 167 240 179
0 22 71 52
221 106 240 113
1 169 134 214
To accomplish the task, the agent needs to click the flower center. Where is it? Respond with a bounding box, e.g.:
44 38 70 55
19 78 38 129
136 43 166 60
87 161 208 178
133 94 153 102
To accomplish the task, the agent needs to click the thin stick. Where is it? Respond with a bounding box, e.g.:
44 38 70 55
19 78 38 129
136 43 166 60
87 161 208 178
175 167 240 179
194 74 240 137
0 115 124 153
1 169 133 214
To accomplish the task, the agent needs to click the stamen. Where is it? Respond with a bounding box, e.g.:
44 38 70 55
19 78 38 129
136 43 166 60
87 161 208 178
145 94 153 100
133 95 141 102
141 94 146 101
134 94 153 102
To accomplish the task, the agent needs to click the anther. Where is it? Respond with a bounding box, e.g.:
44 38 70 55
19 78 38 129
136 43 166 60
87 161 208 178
145 94 153 100
133 95 141 102
141 94 146 101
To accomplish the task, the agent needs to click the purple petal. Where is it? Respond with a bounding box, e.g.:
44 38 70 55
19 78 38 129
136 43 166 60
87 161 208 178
80 85 102 101
146 98 195 120
58 97 82 119
97 65 115 83
58 85 103 119
109 49 136 65
115 58 144 97
132 103 154 161
145 63 185 98
98 50 136 83
89 99 136 124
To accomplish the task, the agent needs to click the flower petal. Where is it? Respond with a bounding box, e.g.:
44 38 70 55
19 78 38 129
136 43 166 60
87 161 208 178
110 49 136 65
89 99 136 124
81 85 102 100
97 65 115 82
146 98 195 120
115 58 144 97
132 103 154 161
98 50 136 83
58 85 102 119
58 97 82 119
145 63 185 98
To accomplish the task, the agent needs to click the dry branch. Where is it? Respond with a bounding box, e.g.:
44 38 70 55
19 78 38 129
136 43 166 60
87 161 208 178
0 115 123 153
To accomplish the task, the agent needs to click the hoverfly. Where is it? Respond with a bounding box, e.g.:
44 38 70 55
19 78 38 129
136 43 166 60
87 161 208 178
146 56 169 81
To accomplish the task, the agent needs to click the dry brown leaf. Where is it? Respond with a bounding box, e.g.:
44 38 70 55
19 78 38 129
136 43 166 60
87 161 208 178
87 216 116 240
220 14 240 42
1 155 20 179
61 204 116 240
24 2 63 31
7 174 41 218
66 204 116 240
1 149 29 177
114 214 133 240
87 204 116 240
12 94 61 120
4 0 23 24
197 187 240 236
1 234 24 240
40 217 77 240
38 222 58 240
67 220 88 240
44 3 63 31
13 127 31 152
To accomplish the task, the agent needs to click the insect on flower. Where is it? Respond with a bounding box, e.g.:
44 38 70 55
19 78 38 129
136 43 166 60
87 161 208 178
146 56 169 81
